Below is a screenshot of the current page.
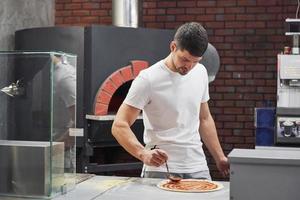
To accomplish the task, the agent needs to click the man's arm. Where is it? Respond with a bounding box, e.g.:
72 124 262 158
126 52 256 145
199 102 229 176
112 103 168 167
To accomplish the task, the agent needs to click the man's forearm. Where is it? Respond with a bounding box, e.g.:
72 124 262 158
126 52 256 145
112 120 145 161
200 116 225 162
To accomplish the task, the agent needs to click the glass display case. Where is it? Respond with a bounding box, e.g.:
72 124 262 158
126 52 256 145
0 51 77 199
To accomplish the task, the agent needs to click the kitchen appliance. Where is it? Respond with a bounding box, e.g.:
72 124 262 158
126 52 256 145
275 19 300 145
229 148 300 200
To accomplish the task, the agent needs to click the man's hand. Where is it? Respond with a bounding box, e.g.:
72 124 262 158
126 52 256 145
216 156 230 177
140 149 168 167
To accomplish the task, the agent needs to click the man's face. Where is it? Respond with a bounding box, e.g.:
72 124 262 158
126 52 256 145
170 41 202 75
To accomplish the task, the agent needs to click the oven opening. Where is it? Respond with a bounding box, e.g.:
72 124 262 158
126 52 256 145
108 80 132 114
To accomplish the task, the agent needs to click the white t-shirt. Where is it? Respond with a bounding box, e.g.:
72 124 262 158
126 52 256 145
53 61 76 136
124 60 210 173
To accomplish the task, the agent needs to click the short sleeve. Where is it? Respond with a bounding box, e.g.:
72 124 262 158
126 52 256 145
124 73 150 110
201 68 210 103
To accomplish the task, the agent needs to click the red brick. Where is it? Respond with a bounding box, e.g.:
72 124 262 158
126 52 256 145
64 17 80 24
206 8 224 14
147 9 166 15
224 108 243 114
80 16 99 23
101 79 117 95
256 29 276 35
216 14 235 21
224 122 243 129
57 0 71 2
197 15 215 21
215 29 234 35
225 22 246 28
110 71 125 89
236 58 257 65
143 2 157 8
176 15 196 22
177 1 196 7
238 0 256 6
157 15 175 22
217 0 237 7
145 23 165 28
257 86 276 93
99 16 111 24
223 93 243 100
64 3 81 10
225 79 245 86
215 101 235 107
245 65 266 71
72 0 89 2
197 1 216 7
236 14 255 21
243 94 263 100
186 8 205 14
217 72 232 78
224 136 244 144
236 86 256 93
94 103 108 115
246 7 266 13
165 22 182 29
56 10 72 17
225 7 245 14
235 100 255 107
82 2 100 9
120 66 134 82
257 0 277 6
90 10 108 16
96 90 111 104
206 22 224 28
143 15 156 22
158 1 176 8
216 86 235 93
246 21 266 28
245 79 265 86
233 71 253 79
167 8 185 15
224 65 244 71
131 60 149 77
100 2 111 9
218 129 233 136
216 115 236 122
233 129 253 136
72 10 90 16
56 3 64 10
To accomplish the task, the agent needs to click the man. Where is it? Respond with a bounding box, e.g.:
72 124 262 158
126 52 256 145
112 22 229 180
52 54 76 172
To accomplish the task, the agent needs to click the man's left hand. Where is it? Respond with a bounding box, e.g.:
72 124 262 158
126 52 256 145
216 156 230 177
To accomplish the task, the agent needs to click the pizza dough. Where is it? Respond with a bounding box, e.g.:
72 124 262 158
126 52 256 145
157 179 223 193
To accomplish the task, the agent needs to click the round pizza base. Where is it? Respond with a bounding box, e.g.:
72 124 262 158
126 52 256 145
157 179 224 193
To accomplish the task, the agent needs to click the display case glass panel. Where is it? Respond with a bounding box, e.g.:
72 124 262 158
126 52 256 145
0 51 77 199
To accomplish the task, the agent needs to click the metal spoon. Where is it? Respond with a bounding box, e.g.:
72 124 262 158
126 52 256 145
165 161 182 182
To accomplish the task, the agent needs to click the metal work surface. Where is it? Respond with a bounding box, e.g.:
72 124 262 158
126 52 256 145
0 176 229 200
54 176 229 200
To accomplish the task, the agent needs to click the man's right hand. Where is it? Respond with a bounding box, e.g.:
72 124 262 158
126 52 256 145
139 149 168 167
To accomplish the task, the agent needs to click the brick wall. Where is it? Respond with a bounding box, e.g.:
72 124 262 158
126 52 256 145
55 0 298 180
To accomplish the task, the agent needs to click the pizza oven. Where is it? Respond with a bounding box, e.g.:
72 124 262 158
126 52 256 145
80 26 175 174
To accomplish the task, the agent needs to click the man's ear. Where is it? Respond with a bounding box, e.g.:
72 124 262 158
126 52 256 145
170 41 177 52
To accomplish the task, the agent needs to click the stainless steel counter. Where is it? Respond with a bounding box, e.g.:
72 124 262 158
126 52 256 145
55 176 229 200
0 176 229 200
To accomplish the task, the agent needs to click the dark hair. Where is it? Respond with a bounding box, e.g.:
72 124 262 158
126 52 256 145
174 22 208 57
